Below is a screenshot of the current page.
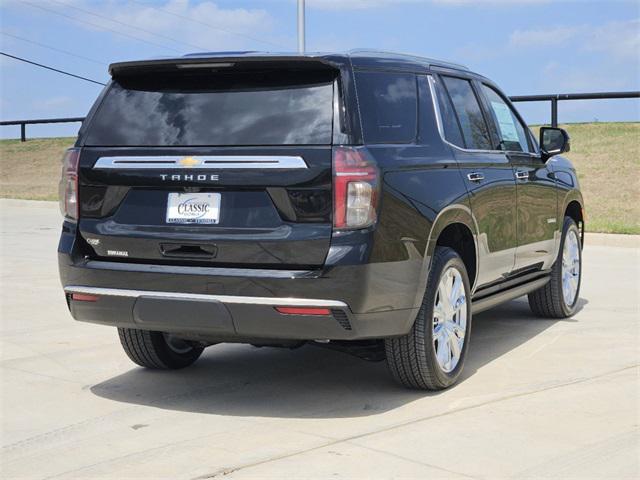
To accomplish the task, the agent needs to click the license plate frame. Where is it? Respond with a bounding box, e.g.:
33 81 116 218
166 192 221 225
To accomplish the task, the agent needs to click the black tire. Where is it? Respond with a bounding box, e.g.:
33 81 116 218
118 328 204 369
384 247 472 390
528 216 582 318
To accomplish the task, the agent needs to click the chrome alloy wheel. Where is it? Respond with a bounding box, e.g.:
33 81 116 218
432 267 467 373
562 229 581 307
162 333 194 354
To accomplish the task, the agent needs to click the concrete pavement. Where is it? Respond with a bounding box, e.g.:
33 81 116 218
1 199 638 479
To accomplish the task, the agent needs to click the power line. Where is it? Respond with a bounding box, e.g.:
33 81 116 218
21 0 183 54
0 52 106 86
46 0 210 52
1 31 107 66
130 0 288 50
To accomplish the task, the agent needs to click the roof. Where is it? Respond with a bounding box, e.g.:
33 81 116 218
108 50 470 77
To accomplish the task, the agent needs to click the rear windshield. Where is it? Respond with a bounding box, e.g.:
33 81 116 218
84 71 335 146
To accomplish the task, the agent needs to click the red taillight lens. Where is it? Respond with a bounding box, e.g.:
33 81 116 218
71 293 99 302
58 148 80 221
275 307 331 316
332 147 379 229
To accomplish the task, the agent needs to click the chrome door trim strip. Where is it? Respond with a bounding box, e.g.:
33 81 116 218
93 155 308 170
64 286 348 308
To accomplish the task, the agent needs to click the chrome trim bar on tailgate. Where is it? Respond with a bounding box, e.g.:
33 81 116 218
93 156 308 170
64 286 348 308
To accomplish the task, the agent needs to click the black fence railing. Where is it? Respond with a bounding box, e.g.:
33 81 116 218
0 117 85 142
1 91 639 141
509 91 640 127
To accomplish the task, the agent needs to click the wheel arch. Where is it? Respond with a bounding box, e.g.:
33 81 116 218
412 204 479 312
562 190 585 247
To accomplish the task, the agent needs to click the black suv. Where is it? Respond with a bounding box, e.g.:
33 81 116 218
58 50 584 390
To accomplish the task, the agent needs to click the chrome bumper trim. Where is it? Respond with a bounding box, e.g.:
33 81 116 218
64 286 348 308
84 260 320 279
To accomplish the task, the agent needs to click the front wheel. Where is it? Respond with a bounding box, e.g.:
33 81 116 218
385 247 472 390
118 328 204 369
528 216 582 318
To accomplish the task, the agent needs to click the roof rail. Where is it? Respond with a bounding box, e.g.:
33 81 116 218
348 49 469 71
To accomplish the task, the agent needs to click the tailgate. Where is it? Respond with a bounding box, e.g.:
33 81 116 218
77 147 332 267
76 64 337 268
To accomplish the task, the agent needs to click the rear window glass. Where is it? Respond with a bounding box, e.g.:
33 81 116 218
355 71 417 144
432 77 465 148
442 76 493 150
85 71 335 146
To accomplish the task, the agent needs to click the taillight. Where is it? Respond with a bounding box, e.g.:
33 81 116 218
332 147 379 229
58 148 80 221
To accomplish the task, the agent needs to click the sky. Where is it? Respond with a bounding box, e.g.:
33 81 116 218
1 0 639 139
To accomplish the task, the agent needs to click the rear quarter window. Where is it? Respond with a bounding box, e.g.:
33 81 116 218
355 71 417 144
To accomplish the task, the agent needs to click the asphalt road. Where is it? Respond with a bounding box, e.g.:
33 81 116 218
1 199 638 480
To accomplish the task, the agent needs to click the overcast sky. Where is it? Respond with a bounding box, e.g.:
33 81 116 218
1 0 639 139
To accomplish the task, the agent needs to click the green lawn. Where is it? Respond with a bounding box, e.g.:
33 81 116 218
1 122 638 233
533 123 639 234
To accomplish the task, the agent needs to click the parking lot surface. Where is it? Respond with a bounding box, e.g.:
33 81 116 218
1 199 638 479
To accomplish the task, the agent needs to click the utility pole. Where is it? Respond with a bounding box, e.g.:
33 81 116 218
297 0 305 53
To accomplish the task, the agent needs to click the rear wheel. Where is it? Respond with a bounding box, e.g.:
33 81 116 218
385 247 472 390
528 216 582 318
118 328 204 369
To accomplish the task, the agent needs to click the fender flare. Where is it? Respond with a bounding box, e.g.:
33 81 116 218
411 203 480 311
560 188 585 246
561 189 584 218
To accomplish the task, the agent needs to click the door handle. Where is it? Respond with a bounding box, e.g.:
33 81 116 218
467 172 484 182
515 170 529 180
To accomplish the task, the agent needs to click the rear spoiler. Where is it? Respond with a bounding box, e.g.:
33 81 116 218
109 54 345 78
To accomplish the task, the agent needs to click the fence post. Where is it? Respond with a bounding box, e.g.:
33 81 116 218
551 98 558 127
20 123 26 142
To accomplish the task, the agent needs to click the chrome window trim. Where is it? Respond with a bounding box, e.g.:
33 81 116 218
64 286 348 308
427 75 539 158
93 156 308 170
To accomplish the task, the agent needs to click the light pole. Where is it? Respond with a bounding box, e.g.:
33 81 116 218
297 0 305 54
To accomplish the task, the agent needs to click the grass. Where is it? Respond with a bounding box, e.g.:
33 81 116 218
0 137 72 201
532 123 640 234
1 122 638 233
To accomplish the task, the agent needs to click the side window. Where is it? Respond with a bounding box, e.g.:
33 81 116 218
432 76 465 148
441 76 493 150
355 71 417 144
480 84 532 153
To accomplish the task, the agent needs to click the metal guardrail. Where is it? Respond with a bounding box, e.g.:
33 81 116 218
1 91 639 141
509 91 640 127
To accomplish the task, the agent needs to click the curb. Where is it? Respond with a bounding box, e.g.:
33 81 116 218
585 233 639 248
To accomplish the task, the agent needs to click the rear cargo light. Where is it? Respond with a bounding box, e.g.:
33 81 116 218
71 293 99 302
58 148 80 221
275 307 331 316
332 147 379 229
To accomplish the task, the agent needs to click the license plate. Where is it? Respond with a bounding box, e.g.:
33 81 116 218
166 193 221 224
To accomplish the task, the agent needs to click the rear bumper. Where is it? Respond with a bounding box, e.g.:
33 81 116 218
59 220 421 340
63 285 416 341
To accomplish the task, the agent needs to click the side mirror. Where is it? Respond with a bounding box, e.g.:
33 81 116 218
540 127 570 161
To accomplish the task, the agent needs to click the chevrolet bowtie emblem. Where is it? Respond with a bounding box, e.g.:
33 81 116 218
178 156 202 167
